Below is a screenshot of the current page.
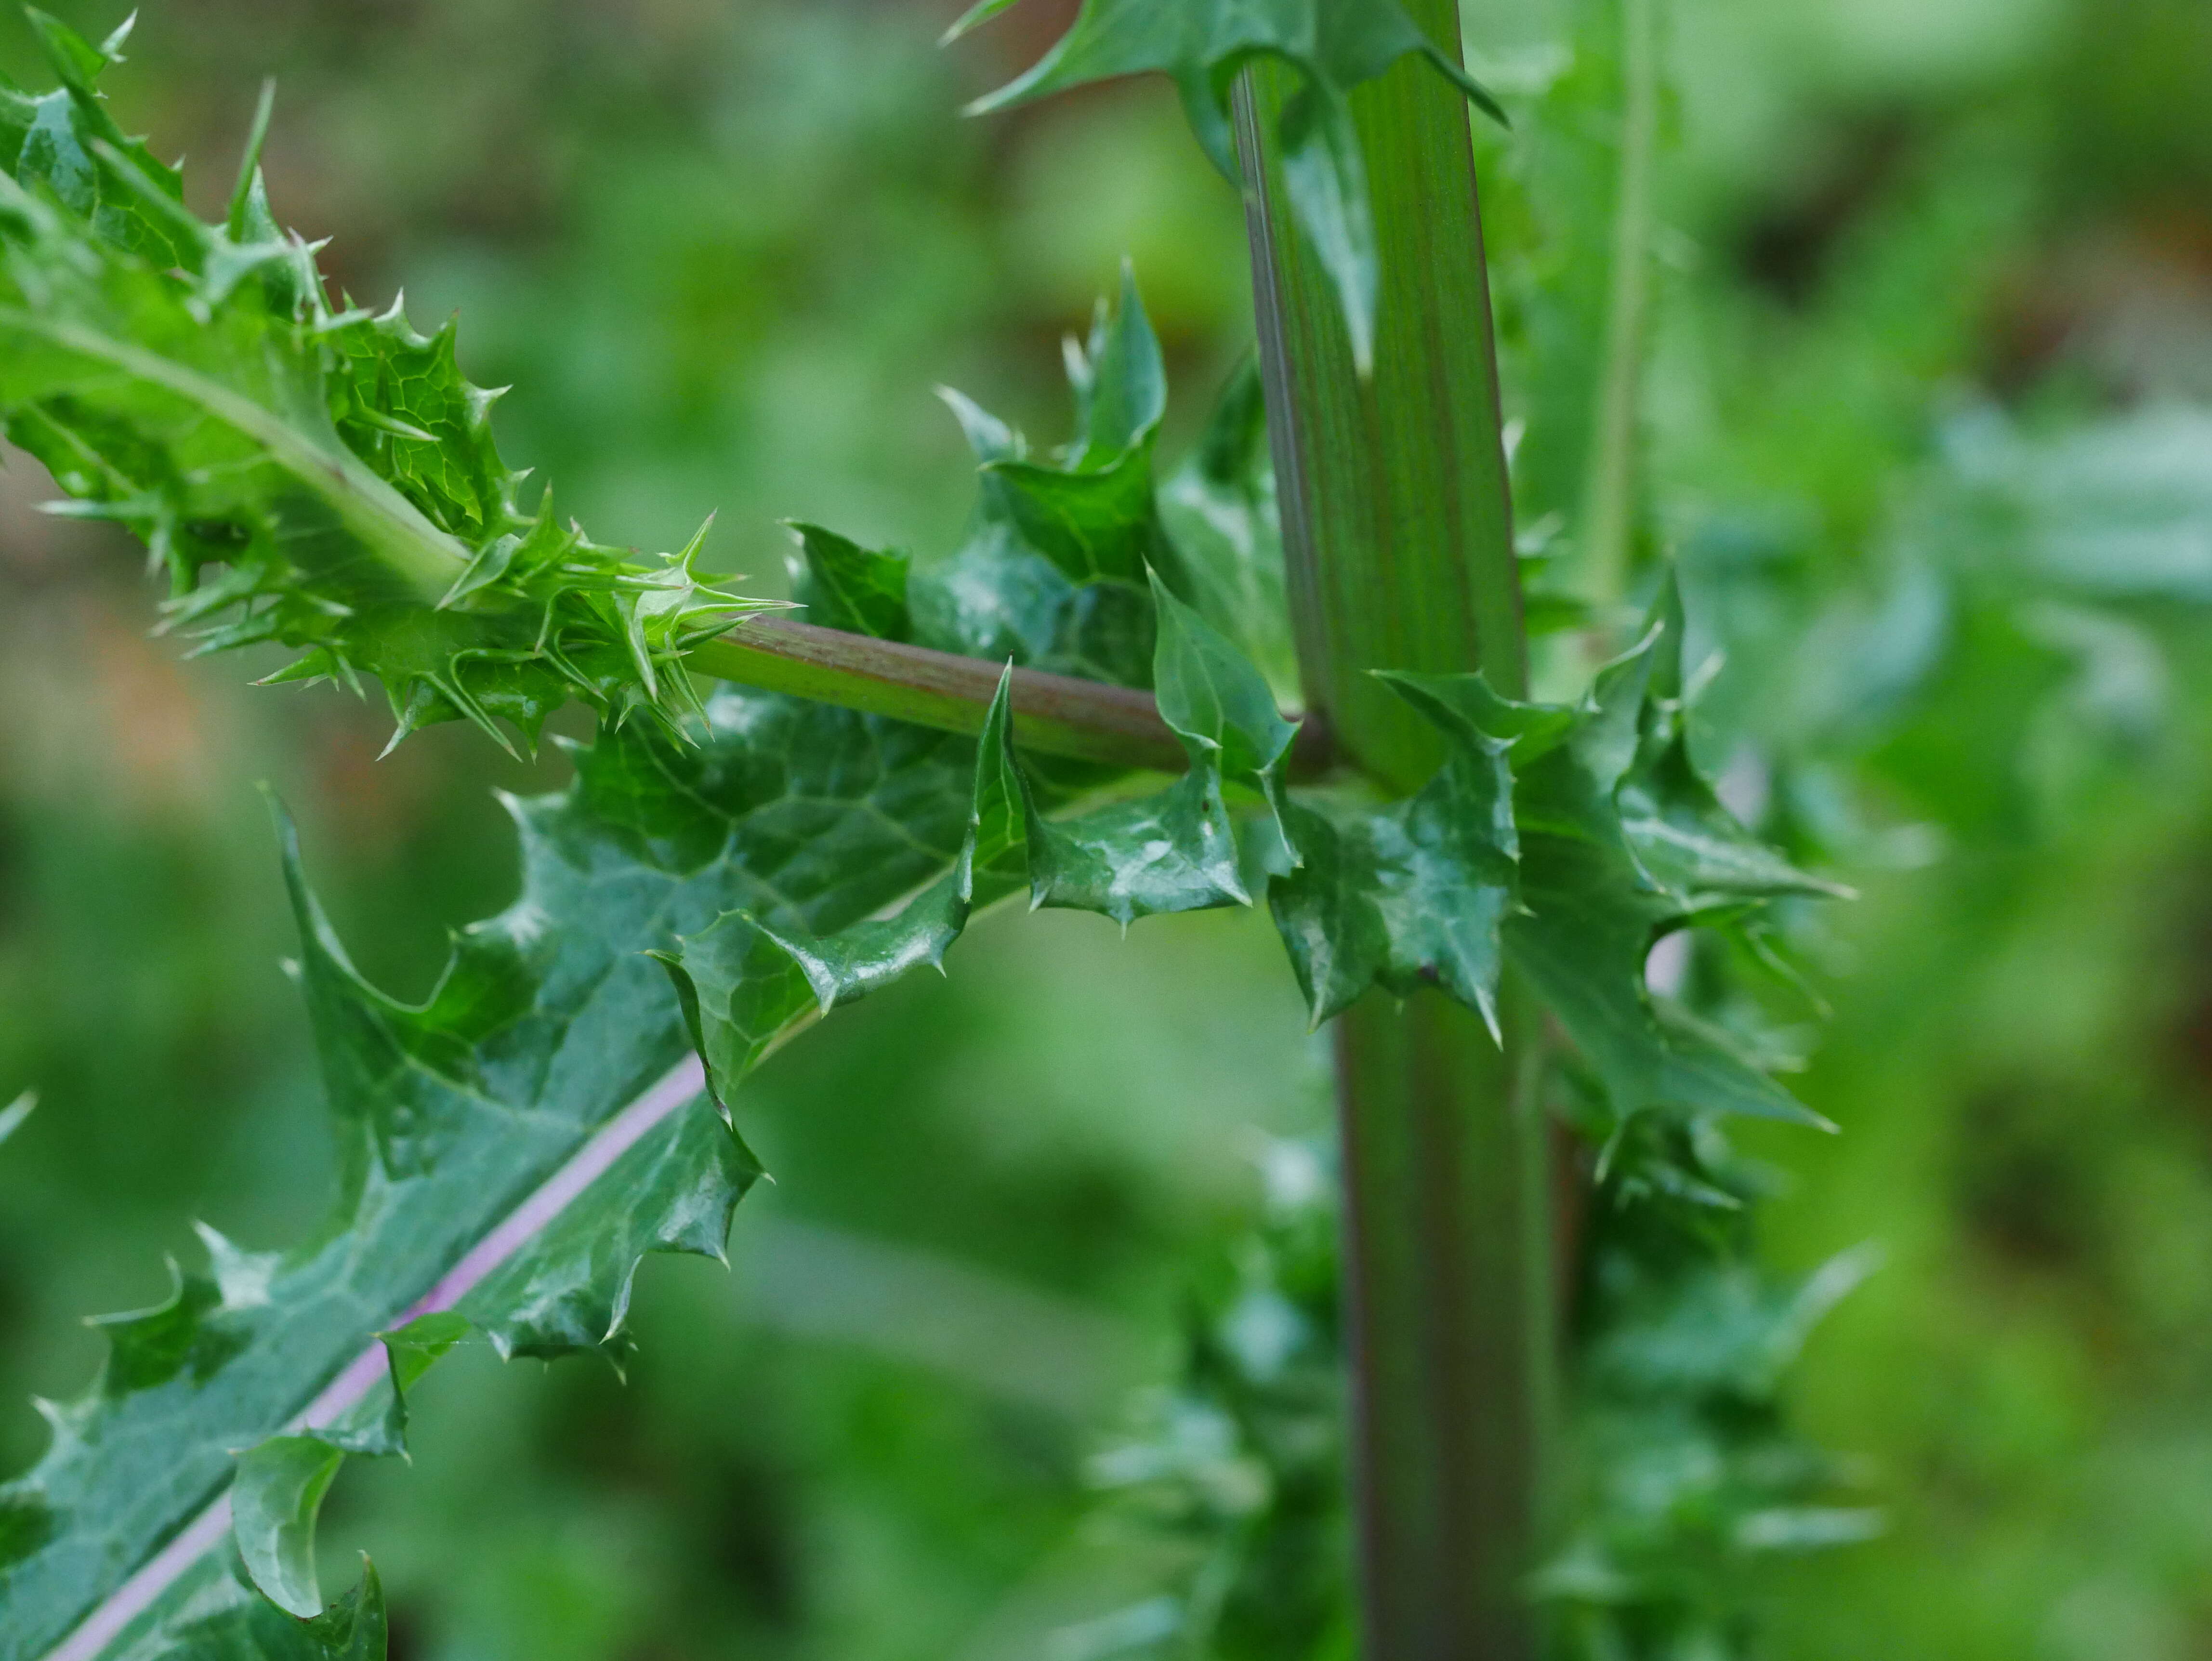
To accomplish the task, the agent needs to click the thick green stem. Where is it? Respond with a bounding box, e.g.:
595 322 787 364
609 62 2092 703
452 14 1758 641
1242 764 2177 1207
1579 0 1660 620
1237 9 1554 1657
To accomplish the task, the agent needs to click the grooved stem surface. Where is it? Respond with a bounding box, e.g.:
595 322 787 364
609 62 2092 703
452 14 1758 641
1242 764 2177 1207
1236 5 1553 1655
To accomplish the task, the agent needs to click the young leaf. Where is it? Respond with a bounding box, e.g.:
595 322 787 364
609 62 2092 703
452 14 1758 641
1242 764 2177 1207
908 274 1185 689
0 25 769 754
1502 584 1841 1130
1067 260 1168 461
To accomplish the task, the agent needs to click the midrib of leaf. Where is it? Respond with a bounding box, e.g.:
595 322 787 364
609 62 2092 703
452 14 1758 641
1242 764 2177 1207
0 682 995 1661
0 305 470 599
43 1057 707 1661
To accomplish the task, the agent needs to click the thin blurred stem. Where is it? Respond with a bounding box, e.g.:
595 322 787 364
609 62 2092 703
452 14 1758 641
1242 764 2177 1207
1579 0 1660 628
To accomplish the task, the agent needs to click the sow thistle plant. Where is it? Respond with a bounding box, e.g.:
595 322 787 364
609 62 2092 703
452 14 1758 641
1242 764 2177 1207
0 4 1878 1659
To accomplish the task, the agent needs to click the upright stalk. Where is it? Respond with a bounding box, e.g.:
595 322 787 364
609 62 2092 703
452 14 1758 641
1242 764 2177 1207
1236 10 1553 1658
1580 0 1660 617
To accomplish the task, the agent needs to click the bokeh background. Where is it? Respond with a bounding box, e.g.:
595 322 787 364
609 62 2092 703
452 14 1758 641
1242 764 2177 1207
4 0 2212 1656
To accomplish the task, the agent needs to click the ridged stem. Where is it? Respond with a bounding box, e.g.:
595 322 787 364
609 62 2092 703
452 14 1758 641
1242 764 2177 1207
1236 6 1553 1656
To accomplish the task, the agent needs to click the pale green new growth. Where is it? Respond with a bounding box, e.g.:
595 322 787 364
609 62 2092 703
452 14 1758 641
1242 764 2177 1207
0 15 770 756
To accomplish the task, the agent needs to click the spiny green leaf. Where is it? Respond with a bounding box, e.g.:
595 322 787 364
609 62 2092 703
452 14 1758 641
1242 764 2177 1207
1267 670 1521 1029
1 9 191 270
666 586 1302 1092
220 1085 760 1629
0 682 996 1659
1503 583 1838 1131
658 670 1028 1105
907 280 1177 688
1027 576 1295 925
1262 580 1840 1120
1025 769 1250 924
957 0 1505 369
0 42 770 754
459 1095 760 1364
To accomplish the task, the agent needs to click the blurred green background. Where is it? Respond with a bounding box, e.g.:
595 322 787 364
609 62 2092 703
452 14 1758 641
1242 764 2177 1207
3 0 2212 1655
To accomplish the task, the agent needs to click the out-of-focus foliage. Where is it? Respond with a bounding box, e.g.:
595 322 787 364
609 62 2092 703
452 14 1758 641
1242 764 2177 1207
1473 0 2212 1653
3 0 2212 1658
1054 1137 1353 1661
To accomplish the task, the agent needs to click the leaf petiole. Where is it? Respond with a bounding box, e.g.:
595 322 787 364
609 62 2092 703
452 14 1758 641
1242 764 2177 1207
688 616 1337 780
